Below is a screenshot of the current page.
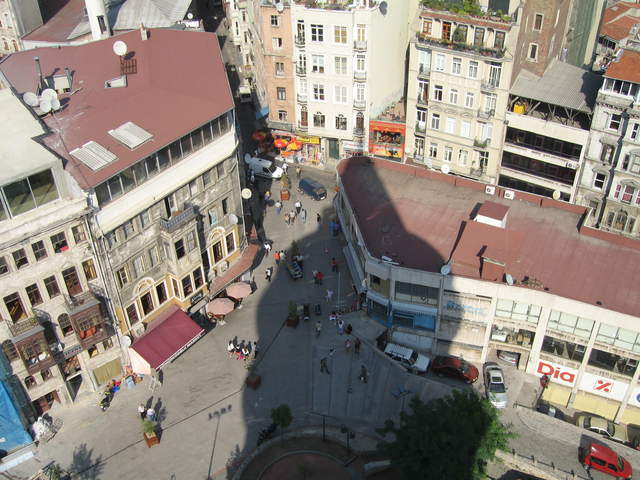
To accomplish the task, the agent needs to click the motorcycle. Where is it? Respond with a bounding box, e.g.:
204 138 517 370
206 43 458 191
99 390 113 412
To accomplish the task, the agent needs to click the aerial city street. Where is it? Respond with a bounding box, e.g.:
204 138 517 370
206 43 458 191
0 0 640 479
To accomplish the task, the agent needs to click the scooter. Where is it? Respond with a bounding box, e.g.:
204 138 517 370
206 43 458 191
99 390 113 412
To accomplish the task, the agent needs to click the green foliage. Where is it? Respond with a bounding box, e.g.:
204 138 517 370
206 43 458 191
452 26 466 43
142 419 156 435
377 390 514 480
271 404 293 430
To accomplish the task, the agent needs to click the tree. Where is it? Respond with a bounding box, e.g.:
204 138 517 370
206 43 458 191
377 389 513 479
271 404 293 431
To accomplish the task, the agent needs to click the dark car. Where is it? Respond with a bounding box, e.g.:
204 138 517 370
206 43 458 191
536 400 566 421
431 355 479 383
298 177 327 201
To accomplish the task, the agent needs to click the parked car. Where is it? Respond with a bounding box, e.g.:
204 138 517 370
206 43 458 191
383 343 430 374
579 442 632 479
244 153 283 179
483 364 508 409
431 355 479 383
576 414 629 444
297 177 327 201
497 350 519 366
536 400 565 421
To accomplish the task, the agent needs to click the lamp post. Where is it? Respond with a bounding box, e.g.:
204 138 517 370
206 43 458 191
340 424 355 454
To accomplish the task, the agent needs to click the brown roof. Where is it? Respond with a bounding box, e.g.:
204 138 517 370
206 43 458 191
601 16 640 41
603 1 639 24
477 200 509 221
0 29 233 189
22 0 87 42
338 157 640 318
605 49 640 84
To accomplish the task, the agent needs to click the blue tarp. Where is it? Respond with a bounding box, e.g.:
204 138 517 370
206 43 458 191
0 381 31 453
255 106 269 119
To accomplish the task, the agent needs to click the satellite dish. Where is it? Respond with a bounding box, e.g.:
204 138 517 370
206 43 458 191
23 91 39 107
441 164 450 174
41 88 58 102
241 188 253 199
51 97 61 111
112 40 128 57
505 273 514 286
379 1 388 14
276 2 284 12
440 263 451 275
187 12 194 19
121 335 132 347
39 98 52 113
228 213 238 224
552 190 561 200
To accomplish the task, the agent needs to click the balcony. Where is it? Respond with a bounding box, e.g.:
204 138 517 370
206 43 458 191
354 70 367 82
79 325 110 350
477 108 495 119
298 121 308 132
480 81 499 91
474 138 489 148
159 205 197 234
416 33 505 60
354 40 367 51
415 122 426 135
295 34 305 47
8 315 44 340
353 99 367 110
417 95 428 107
353 126 365 137
297 93 307 104
418 64 430 79
296 66 306 76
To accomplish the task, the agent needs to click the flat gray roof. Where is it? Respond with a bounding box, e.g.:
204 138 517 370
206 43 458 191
510 61 603 113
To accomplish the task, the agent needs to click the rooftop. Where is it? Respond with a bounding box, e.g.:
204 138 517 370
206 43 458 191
0 28 233 190
338 157 640 318
510 61 603 113
605 48 640 84
601 1 640 41
22 0 87 43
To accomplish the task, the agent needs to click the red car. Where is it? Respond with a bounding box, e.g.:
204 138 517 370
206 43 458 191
431 355 479 383
579 442 632 479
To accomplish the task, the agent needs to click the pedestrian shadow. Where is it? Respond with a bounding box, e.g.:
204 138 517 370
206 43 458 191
68 443 104 480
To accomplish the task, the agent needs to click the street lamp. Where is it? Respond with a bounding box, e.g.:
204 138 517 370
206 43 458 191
340 424 355 454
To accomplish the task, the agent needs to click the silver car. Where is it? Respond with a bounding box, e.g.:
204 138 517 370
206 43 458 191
484 364 508 409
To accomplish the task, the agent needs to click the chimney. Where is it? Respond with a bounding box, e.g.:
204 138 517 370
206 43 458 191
34 56 45 92
140 23 148 41
64 67 73 90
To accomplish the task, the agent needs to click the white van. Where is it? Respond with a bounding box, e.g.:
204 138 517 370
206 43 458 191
383 343 430 374
238 84 252 103
244 153 284 179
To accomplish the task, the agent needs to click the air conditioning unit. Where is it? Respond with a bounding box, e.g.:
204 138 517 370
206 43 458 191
504 189 515 200
485 185 496 195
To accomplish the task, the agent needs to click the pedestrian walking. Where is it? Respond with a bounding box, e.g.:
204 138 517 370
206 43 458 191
227 340 236 358
146 407 156 421
138 403 146 420
280 250 286 262
328 347 336 358
326 289 334 302
301 208 307 223
250 172 255 185
315 320 322 337
253 341 259 359
320 357 330 374
274 251 281 265
345 338 352 353
264 190 271 202
352 283 358 296
316 271 324 285
283 162 289 174
354 338 361 355
295 200 302 214
331 257 338 272
284 212 290 225
316 212 321 224
275 200 282 215
329 311 337 324
295 165 302 178
290 209 296 223
264 242 272 254
337 318 345 335
312 269 319 284
265 267 272 282
346 323 353 335
359 365 368 383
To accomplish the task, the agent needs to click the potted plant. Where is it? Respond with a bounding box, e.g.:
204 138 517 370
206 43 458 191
286 300 299 328
142 419 159 447
245 358 262 389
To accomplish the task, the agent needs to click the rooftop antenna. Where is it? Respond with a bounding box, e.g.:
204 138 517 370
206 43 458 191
112 40 128 57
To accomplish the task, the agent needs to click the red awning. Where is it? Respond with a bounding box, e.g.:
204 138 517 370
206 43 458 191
209 243 260 296
130 305 204 370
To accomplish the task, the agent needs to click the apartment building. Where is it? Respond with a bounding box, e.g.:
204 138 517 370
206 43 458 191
575 48 640 238
0 89 121 418
338 156 640 424
0 29 250 356
226 0 254 69
405 3 520 182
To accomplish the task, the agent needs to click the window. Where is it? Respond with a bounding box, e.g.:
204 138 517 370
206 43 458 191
193 268 204 289
82 259 97 281
182 275 193 297
429 143 438 158
175 239 186 259
473 27 484 46
51 232 68 253
435 53 445 71
334 85 347 103
12 248 28 269
458 149 468 166
217 160 225 178
148 246 160 267
209 208 219 226
335 115 347 130
449 89 458 104
156 282 167 304
0 257 7 275
631 123 640 140
313 84 325 101
311 55 324 73
25 376 36 389
533 13 543 30
277 87 286 100
26 284 42 306
608 113 622 131
43 276 60 299
600 144 615 164
355 55 365 72
465 92 474 108
494 31 505 49
131 256 145 278
623 153 640 173
422 19 432 35
541 336 586 362
4 293 26 322
126 304 139 325
62 267 82 295
32 241 47 261
445 117 456 134
433 85 443 101
548 310 594 339
614 184 639 204
602 78 636 96
334 26 347 44
186 231 197 252
442 21 451 41
103 338 113 350
444 147 453 162
272 37 283 49
58 314 74 336
593 173 606 190
431 113 440 130
278 110 288 121
452 57 461 75
468 61 478 78
311 24 323 42
495 299 542 324
461 121 471 138
1 169 58 218
417 109 427 126
414 137 425 157
2 340 18 362
356 23 366 41
212 241 224 263
527 43 538 61
222 197 229 215
275 62 284 76
355 83 365 101
270 15 280 27
121 220 135 240
589 348 638 377
479 151 489 169
140 292 154 315
394 281 438 306
479 122 493 141
116 267 129 288
484 93 497 112
488 62 502 87
226 233 236 253
313 112 325 128
139 209 151 230
334 56 347 74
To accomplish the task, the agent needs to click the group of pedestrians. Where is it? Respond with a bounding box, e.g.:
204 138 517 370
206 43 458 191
227 338 258 361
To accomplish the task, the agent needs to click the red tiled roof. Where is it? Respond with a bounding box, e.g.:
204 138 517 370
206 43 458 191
601 15 640 41
0 29 233 189
603 1 639 24
22 0 87 42
605 49 640 83
338 157 640 318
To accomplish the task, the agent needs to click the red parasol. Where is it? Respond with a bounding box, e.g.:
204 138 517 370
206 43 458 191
287 139 302 151
252 131 267 141
226 282 252 299
206 298 235 316
274 138 289 149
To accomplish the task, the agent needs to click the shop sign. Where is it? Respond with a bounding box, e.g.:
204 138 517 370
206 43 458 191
64 344 83 359
579 372 627 401
295 134 320 145
442 292 491 322
342 140 366 152
628 387 640 408
369 144 404 158
534 359 578 386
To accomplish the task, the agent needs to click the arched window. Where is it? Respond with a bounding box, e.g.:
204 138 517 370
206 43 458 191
24 376 36 389
300 106 308 126
355 112 364 129
58 313 74 336
335 114 347 130
2 340 18 361
11 40 18 52
2 38 8 51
